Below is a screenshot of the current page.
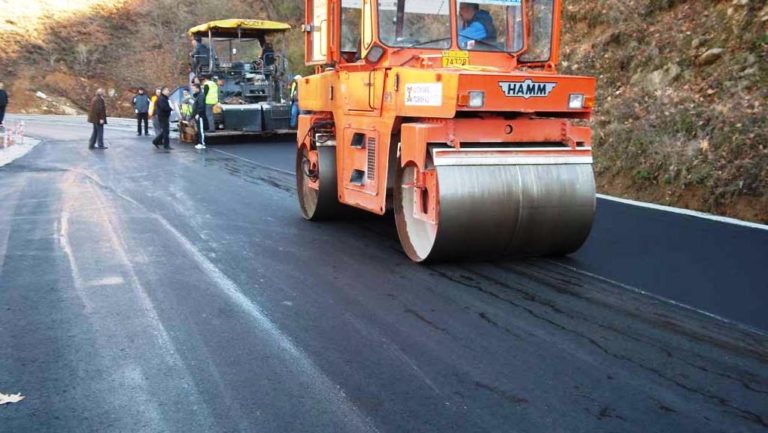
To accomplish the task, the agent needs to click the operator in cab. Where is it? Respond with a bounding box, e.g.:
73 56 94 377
458 2 497 49
191 36 211 76
261 41 276 68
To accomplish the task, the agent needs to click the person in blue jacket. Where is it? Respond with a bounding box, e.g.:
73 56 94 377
132 88 150 136
458 2 497 49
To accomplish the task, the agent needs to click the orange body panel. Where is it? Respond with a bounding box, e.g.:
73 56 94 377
299 0 595 216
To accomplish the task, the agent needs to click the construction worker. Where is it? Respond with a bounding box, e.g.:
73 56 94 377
149 88 162 139
191 37 210 76
87 88 108 150
202 75 218 132
290 75 301 128
262 41 275 67
132 88 150 136
458 2 497 49
191 83 206 149
179 89 194 121
152 86 173 150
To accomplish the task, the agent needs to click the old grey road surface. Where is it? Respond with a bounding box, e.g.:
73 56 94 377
1 115 767 433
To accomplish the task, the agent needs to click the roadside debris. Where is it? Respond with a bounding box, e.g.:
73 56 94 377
0 392 25 405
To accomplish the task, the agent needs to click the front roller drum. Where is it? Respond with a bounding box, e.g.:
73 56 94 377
394 163 596 262
296 146 342 220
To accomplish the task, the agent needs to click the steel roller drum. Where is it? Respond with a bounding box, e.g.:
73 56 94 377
395 164 596 262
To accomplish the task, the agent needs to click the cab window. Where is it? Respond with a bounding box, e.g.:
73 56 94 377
378 0 451 49
341 0 362 54
519 0 555 62
456 1 524 52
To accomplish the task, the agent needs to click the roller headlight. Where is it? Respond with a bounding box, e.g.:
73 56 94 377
568 93 585 109
468 91 485 108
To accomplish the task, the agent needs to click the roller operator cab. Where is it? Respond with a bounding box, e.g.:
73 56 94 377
296 0 597 262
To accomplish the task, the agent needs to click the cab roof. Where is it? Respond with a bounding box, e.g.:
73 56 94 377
188 19 291 39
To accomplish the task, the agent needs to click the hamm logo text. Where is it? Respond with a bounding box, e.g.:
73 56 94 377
498 80 557 99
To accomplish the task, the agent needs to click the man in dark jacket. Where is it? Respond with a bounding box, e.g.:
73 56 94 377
152 86 173 150
0 82 8 127
132 88 150 136
191 83 207 149
87 88 108 149
150 87 162 139
191 37 211 76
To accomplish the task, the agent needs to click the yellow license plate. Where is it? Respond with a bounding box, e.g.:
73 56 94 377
441 50 469 68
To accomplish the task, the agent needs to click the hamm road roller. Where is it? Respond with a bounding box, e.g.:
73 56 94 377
296 0 597 262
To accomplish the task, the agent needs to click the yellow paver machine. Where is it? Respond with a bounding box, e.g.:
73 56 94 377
187 19 294 137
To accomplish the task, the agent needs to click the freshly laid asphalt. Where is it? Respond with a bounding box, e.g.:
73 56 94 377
1 115 766 433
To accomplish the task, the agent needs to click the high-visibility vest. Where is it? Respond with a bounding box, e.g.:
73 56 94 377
290 81 298 102
180 97 194 118
148 95 157 117
204 81 219 105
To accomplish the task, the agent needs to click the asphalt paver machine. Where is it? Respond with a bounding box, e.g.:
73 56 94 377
187 19 294 137
296 0 597 262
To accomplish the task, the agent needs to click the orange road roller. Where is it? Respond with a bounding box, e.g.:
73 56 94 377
296 0 597 262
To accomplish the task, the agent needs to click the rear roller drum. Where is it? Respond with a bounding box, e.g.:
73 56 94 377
394 162 596 262
296 146 341 220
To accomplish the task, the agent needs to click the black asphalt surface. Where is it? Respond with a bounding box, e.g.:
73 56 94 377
1 115 767 433
215 141 768 333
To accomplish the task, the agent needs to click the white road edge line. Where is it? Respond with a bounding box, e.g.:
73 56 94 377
547 260 768 337
597 193 768 231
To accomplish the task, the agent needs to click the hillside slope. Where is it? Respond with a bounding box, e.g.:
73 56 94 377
562 0 767 222
0 0 765 222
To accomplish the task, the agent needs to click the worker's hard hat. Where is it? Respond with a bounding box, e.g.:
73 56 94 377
293 75 302 80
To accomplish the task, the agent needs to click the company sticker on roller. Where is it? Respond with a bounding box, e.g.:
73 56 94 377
405 83 443 106
498 79 557 99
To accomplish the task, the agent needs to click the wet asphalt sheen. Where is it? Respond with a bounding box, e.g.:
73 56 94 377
1 116 766 433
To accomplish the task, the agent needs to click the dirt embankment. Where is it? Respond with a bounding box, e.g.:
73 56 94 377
0 0 765 222
562 0 767 222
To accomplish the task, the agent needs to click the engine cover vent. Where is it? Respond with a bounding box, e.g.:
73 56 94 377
367 137 376 180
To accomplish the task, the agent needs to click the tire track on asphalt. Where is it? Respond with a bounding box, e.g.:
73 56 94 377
65 163 382 433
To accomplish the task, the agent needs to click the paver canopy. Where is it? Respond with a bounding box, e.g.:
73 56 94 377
188 19 291 39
